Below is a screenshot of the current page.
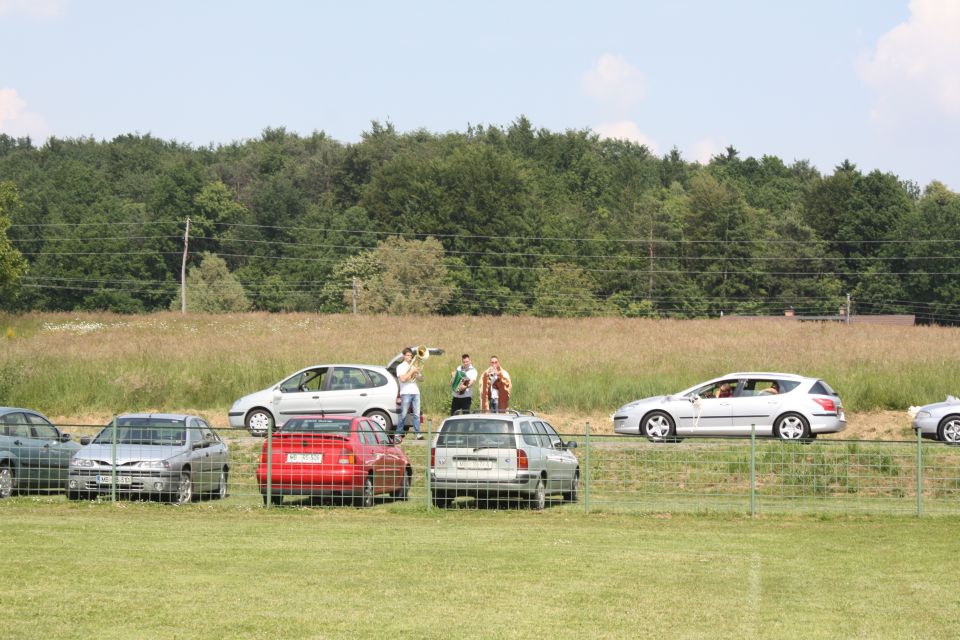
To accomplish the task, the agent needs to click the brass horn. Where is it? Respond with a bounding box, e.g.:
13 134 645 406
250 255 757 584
410 345 430 371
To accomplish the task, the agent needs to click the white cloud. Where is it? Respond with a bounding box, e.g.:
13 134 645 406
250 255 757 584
859 0 960 123
0 88 51 140
689 137 724 165
592 121 658 153
0 0 66 17
583 53 646 110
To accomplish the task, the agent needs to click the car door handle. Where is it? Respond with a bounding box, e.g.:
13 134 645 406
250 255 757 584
13 440 22 445
360 393 367 397
312 396 319 399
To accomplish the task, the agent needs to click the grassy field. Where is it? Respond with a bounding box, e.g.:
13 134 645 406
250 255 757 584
1 501 957 639
1 312 958 436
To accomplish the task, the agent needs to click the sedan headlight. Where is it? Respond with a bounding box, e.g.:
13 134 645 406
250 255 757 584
70 458 96 468
134 460 171 469
915 410 932 419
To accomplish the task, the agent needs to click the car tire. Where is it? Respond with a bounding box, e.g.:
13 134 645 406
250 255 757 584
0 465 13 499
365 410 392 432
262 492 282 506
774 413 811 441
938 416 960 445
214 470 228 500
355 474 375 508
563 472 580 503
67 490 84 501
174 472 193 505
245 409 274 437
527 478 546 510
392 469 411 501
642 411 678 443
431 491 452 509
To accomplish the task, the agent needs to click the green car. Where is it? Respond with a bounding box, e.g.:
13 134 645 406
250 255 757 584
0 407 81 498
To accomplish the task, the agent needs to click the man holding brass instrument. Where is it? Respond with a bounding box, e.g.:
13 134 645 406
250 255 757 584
479 355 511 413
450 353 478 415
396 347 424 439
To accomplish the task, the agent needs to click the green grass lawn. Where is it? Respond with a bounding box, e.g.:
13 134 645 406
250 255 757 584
1 500 957 639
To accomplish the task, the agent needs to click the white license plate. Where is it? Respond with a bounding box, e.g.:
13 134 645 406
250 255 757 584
96 475 132 485
457 461 492 470
286 453 323 463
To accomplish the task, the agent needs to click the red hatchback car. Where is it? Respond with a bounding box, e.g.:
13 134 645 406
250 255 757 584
257 415 412 507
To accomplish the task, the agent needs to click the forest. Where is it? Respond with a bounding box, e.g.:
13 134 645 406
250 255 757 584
0 117 958 323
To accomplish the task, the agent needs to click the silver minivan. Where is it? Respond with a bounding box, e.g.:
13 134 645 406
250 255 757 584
430 411 579 509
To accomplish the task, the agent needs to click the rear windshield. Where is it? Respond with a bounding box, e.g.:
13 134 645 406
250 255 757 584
93 418 186 445
282 418 352 434
437 419 515 449
809 380 837 396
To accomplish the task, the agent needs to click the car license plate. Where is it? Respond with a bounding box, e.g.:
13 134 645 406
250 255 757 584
287 453 323 463
96 475 132 485
457 461 492 470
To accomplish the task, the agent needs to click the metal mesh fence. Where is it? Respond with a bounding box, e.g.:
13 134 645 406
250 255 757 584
2 417 959 516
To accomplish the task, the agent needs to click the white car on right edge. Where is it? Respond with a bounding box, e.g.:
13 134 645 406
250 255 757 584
613 372 846 442
910 397 960 445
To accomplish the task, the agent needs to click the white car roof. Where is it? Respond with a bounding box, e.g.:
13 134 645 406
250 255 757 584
722 372 809 381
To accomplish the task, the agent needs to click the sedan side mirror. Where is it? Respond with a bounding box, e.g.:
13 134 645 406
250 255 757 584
80 436 91 446
563 441 578 450
59 432 73 442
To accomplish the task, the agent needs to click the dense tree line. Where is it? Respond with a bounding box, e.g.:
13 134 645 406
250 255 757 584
0 118 958 322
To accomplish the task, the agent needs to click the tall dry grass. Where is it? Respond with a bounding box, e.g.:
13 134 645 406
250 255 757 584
1 312 957 422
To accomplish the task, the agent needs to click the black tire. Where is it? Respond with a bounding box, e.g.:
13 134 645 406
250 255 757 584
641 411 678 443
774 413 811 441
527 478 546 510
213 470 228 500
563 472 580 503
174 472 193 505
365 410 392 432
263 492 282 506
245 408 274 436
938 416 960 445
355 474 375 508
392 468 411 501
0 465 13 499
432 491 452 509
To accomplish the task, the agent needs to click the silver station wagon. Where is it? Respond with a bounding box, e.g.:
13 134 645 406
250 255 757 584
613 372 846 442
430 412 580 510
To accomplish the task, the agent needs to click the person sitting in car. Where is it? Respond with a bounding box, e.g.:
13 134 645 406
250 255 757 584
715 383 734 398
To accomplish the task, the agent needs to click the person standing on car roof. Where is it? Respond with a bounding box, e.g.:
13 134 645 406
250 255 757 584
396 347 424 439
479 355 511 413
450 353 478 415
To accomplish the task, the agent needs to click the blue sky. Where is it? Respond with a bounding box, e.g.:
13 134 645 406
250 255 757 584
1 0 958 189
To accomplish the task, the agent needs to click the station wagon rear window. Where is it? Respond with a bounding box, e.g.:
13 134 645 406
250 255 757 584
437 419 514 449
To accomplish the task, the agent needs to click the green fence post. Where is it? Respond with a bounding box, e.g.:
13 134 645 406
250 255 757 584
750 423 756 518
584 421 590 514
426 418 432 509
917 426 923 518
265 423 273 509
110 417 118 503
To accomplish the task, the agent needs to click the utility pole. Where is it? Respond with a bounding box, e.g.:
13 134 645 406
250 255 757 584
846 292 851 324
180 217 191 314
352 277 358 314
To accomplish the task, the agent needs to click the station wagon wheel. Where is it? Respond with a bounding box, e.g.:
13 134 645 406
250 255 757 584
175 472 193 505
563 472 580 503
245 409 274 436
938 416 960 445
365 410 392 432
774 413 810 441
431 491 452 509
263 493 282 506
642 411 676 443
0 465 13 499
528 478 546 510
355 474 375 508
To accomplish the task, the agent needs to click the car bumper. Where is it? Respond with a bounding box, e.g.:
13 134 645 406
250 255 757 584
228 411 246 429
430 472 539 494
67 470 181 495
257 467 368 495
912 416 939 438
613 415 639 435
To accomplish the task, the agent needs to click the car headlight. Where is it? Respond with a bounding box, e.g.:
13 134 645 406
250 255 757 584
134 460 171 469
915 410 932 419
70 458 96 468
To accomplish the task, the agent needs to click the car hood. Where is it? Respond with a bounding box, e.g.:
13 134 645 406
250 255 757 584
616 395 678 412
919 398 960 413
75 443 187 464
231 387 274 411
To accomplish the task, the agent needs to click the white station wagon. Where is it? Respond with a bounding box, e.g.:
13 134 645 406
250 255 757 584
613 372 846 442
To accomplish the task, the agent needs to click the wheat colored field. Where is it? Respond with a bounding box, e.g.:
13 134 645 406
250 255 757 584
1 312 956 439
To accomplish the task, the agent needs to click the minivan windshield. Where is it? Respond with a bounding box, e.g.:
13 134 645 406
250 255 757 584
437 419 514 449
